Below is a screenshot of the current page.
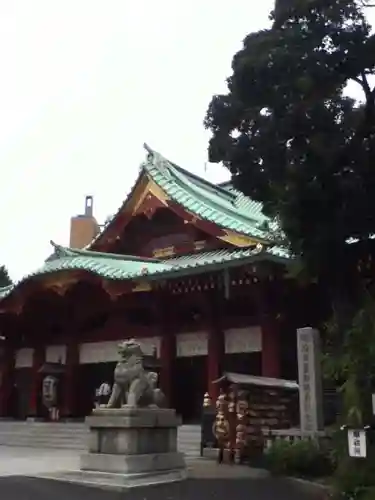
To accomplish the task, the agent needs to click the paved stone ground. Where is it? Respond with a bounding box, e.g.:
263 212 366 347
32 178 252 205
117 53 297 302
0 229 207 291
0 446 326 499
0 446 79 476
0 476 325 500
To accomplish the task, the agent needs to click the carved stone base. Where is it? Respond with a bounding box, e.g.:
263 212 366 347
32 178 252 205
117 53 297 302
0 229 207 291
79 407 186 485
31 469 187 492
81 451 185 474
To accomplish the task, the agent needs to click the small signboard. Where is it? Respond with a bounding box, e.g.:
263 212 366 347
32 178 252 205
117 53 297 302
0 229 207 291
348 429 367 458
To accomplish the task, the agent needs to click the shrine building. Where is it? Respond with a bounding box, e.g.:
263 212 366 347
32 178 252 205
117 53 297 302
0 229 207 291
0 145 320 422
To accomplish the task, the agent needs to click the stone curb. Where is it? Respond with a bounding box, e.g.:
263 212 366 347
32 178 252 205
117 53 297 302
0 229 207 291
285 476 331 498
26 469 187 493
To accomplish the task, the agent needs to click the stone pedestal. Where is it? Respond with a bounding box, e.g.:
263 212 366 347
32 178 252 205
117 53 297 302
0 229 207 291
79 407 186 487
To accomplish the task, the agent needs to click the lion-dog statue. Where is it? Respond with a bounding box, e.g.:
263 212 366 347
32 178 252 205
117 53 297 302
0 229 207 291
106 339 167 409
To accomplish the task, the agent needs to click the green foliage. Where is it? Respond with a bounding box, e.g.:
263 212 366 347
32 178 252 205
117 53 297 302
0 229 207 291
321 298 375 498
322 294 375 427
264 438 334 478
0 265 12 288
204 0 375 291
361 487 375 500
205 3 375 493
331 441 375 499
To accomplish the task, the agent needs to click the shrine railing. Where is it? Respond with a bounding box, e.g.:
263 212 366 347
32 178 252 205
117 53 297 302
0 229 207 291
202 428 331 459
262 428 331 450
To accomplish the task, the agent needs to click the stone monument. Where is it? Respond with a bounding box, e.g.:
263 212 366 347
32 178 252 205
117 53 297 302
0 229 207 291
79 339 186 488
297 327 324 434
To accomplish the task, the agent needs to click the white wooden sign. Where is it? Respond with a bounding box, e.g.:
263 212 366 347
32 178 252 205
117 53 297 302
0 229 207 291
225 326 262 354
79 341 118 364
15 348 34 368
176 332 208 357
79 337 161 364
348 429 367 458
46 345 67 365
137 337 161 357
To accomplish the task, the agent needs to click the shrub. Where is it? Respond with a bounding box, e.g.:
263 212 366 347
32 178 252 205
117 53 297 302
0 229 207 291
332 456 375 500
329 429 375 499
264 438 334 479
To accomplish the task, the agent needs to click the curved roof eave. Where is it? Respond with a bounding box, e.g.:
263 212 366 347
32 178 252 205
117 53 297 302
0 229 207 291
85 143 276 250
0 244 291 305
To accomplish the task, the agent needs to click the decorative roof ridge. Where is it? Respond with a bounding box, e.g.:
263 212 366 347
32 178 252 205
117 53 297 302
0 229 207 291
218 180 232 188
144 146 269 233
49 241 166 264
160 244 259 262
144 143 236 203
84 164 147 250
85 142 272 250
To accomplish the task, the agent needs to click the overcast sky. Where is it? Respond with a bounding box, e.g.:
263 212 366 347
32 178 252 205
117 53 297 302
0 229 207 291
0 1 373 282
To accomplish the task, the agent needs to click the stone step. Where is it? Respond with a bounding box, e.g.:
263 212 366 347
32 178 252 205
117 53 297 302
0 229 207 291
0 432 199 440
0 440 86 450
0 428 86 435
0 422 201 455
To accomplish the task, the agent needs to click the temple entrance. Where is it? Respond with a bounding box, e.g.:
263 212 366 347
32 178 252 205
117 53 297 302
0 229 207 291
13 369 32 420
173 356 206 423
222 352 262 376
76 362 116 417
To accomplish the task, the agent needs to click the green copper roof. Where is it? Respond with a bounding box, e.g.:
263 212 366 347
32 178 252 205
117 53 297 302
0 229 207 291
219 181 267 223
89 145 277 249
0 285 13 299
0 243 290 302
143 145 272 241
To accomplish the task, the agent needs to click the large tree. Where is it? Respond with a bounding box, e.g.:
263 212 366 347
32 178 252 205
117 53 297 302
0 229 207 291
205 0 375 300
0 265 12 288
205 5 375 483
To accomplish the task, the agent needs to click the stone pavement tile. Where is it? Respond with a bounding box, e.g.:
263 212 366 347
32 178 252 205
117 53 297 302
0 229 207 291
187 458 270 479
0 447 326 499
0 476 326 500
0 446 80 477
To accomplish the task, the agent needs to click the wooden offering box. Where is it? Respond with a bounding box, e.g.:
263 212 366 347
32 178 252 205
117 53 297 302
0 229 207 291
212 372 299 463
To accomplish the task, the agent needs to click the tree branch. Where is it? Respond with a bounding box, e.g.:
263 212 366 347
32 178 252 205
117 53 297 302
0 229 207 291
334 82 375 172
352 77 368 95
351 73 372 98
360 71 372 98
359 0 375 7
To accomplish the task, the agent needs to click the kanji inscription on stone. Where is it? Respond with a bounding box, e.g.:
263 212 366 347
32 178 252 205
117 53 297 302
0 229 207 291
297 327 324 433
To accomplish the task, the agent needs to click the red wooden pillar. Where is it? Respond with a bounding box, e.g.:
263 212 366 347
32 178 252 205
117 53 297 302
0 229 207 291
156 291 175 407
61 341 79 418
261 317 281 379
255 280 281 379
28 345 45 417
0 344 14 417
160 333 175 407
207 328 223 403
206 295 224 403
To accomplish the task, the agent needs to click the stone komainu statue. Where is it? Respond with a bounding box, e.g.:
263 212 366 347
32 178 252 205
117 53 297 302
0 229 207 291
106 339 167 409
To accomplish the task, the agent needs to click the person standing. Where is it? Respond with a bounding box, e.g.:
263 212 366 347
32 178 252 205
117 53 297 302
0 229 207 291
97 381 111 406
